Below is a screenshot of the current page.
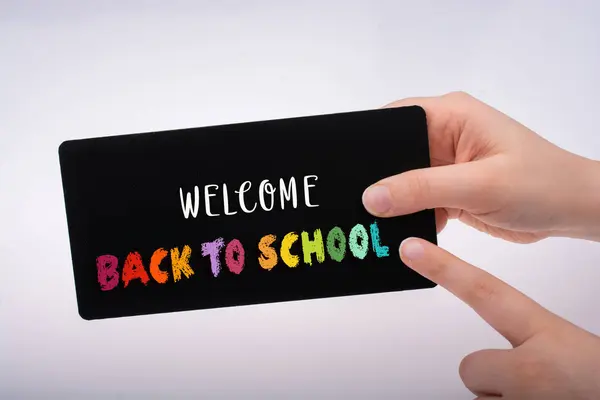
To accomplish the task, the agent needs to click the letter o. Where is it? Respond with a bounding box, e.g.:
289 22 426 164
259 180 276 211
326 226 347 262
225 239 245 274
348 224 369 259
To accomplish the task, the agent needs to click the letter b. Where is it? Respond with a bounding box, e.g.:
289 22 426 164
96 255 119 291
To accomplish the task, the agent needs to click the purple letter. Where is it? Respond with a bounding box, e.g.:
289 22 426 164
201 238 225 277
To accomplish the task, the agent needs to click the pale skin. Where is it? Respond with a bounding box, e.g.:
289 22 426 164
361 92 600 399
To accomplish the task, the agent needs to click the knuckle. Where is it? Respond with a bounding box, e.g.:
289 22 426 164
440 107 464 139
383 98 414 108
443 90 473 102
466 274 499 305
383 99 402 108
426 257 447 281
405 171 431 206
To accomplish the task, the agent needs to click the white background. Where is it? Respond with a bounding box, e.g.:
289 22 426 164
2 1 600 398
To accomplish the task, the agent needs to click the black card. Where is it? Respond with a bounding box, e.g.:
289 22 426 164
58 106 437 320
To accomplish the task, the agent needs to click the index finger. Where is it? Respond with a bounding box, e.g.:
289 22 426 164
400 238 559 347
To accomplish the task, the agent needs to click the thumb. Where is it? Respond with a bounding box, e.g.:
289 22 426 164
362 161 494 217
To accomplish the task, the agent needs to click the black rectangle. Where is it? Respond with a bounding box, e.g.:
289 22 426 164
58 106 437 320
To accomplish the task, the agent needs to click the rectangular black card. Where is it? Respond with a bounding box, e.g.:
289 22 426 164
59 106 437 320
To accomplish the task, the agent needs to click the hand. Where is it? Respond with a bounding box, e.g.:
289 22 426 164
362 92 600 243
400 238 600 399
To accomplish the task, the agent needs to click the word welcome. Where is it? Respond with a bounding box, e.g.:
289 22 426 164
179 175 319 219
96 220 390 291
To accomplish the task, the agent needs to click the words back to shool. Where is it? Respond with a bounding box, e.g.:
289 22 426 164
95 174 391 291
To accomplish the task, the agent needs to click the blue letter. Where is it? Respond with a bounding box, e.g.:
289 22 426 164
370 221 389 258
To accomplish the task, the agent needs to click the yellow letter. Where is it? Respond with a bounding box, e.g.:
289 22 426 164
281 232 299 267
170 245 194 282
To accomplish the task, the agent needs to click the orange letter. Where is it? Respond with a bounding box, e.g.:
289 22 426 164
150 248 169 284
122 251 150 288
171 245 194 282
258 234 278 270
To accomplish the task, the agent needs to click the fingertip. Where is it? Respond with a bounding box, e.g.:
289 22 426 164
399 237 425 264
362 184 392 216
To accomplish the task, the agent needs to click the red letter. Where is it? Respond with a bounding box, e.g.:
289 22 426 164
96 255 119 291
122 251 150 288
225 239 245 274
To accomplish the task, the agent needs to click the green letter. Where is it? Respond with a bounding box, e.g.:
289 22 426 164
326 226 347 262
349 224 369 259
301 229 325 266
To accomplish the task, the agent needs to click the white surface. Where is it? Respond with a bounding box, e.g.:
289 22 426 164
1 1 600 398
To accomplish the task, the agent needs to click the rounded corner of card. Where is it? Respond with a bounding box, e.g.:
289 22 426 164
425 281 438 290
58 140 72 158
78 307 94 321
409 104 427 119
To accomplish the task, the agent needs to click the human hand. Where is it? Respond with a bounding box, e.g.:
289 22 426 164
362 92 600 243
400 237 600 399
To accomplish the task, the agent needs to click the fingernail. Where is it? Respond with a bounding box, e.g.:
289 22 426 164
400 238 424 262
362 185 392 214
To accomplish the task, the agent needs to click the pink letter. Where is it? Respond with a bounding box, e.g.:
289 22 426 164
225 239 245 274
96 255 119 291
201 238 225 277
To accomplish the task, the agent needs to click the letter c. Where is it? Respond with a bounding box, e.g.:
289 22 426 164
281 232 299 267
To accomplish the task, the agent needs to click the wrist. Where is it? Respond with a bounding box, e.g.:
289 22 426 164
558 156 600 241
